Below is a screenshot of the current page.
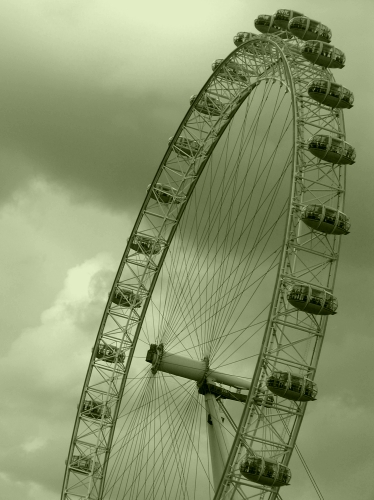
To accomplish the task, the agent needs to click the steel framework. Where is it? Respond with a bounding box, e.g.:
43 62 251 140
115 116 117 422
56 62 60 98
61 32 350 500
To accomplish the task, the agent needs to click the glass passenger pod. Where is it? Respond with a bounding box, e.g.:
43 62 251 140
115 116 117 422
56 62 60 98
112 288 142 308
301 41 345 68
190 94 224 116
169 136 201 158
273 9 304 30
240 457 291 487
288 17 332 42
308 79 354 109
254 14 287 37
287 284 338 315
212 59 249 83
70 456 98 475
266 372 318 401
233 32 264 51
308 135 356 165
82 400 111 420
233 31 257 46
148 182 182 204
301 204 350 235
95 344 125 363
129 234 161 255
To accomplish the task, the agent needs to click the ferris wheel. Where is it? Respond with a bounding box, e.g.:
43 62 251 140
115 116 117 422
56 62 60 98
61 8 355 500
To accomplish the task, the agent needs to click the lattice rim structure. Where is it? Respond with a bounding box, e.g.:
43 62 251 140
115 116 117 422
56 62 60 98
61 32 351 500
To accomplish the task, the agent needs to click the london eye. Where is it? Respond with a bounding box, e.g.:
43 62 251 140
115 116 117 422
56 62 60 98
61 8 355 500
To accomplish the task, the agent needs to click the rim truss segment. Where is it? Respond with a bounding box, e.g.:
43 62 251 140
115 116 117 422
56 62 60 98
61 35 348 500
214 38 347 500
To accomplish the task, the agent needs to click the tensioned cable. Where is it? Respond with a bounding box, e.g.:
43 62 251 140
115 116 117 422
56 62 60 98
162 83 276 326
106 379 198 498
105 380 189 493
278 411 325 500
208 106 293 356
162 129 294 348
159 80 274 332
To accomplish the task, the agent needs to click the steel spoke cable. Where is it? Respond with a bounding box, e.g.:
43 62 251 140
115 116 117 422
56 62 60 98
208 191 290 359
209 135 292 357
109 374 154 499
163 243 282 358
209 176 290 360
163 245 282 355
106 381 187 491
164 136 293 341
169 315 268 358
135 376 197 498
207 95 258 352
167 80 274 300
144 377 199 500
163 185 289 344
106 378 195 498
207 95 293 349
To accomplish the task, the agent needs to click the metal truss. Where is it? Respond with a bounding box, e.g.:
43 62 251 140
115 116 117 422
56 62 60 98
61 34 349 500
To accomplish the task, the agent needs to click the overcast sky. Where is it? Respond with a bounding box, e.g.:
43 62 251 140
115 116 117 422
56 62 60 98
1 1 374 499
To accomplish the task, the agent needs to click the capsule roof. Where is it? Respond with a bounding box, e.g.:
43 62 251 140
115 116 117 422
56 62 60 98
308 79 354 109
233 32 258 46
96 344 125 363
112 288 142 308
287 284 337 315
308 135 356 165
266 371 317 401
288 16 331 42
240 456 291 487
148 182 183 204
301 204 350 235
273 9 304 30
129 234 161 255
301 41 345 68
254 14 288 37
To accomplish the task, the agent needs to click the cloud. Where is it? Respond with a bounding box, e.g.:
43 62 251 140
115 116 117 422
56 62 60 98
0 253 116 498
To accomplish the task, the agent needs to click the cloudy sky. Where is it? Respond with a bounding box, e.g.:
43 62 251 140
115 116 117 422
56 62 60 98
1 0 373 499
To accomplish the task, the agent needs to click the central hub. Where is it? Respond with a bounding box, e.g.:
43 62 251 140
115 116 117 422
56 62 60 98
145 344 252 390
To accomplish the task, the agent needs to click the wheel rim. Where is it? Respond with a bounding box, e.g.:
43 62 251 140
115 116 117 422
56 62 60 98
62 35 349 500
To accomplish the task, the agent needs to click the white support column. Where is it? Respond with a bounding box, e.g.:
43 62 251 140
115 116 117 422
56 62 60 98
204 393 231 491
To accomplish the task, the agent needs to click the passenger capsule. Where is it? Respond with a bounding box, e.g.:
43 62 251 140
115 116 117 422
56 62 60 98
301 204 350 235
273 9 304 30
254 14 287 37
266 372 317 401
129 234 161 255
190 94 224 116
148 183 181 204
169 136 201 158
301 41 345 68
288 17 331 42
240 456 291 487
308 135 356 165
234 31 263 51
233 31 257 46
96 344 125 363
308 80 354 109
70 456 99 474
212 59 249 83
287 284 338 315
112 288 142 308
82 400 111 420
